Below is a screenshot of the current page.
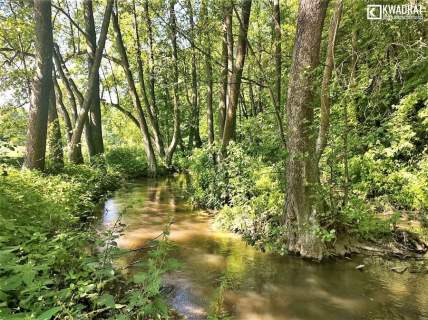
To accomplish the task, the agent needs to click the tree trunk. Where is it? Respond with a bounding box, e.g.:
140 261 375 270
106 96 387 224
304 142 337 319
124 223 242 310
315 0 343 167
283 0 328 260
273 0 281 111
53 76 73 143
221 0 252 151
344 27 358 206
165 0 181 166
186 0 202 148
47 78 64 170
201 0 214 145
112 9 157 175
84 0 104 158
24 0 53 171
135 0 165 158
68 0 113 164
53 46 84 162
218 4 231 139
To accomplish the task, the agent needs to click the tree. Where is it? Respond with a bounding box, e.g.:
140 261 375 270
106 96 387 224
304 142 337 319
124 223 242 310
24 0 53 171
47 78 64 170
164 0 181 166
186 0 202 148
83 0 104 159
135 0 165 159
67 0 113 164
315 0 343 171
221 0 252 151
111 7 157 175
201 0 214 145
283 0 328 260
218 4 232 139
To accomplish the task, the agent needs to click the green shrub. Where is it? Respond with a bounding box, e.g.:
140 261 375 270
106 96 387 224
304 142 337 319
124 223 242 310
188 142 285 252
0 166 173 319
106 147 148 178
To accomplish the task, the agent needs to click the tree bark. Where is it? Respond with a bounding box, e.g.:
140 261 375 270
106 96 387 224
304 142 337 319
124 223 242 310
218 4 231 139
53 46 84 162
283 0 328 260
83 0 104 158
68 0 113 164
53 76 73 143
273 0 281 111
221 0 252 151
24 0 53 171
134 0 165 158
201 0 214 145
112 8 157 175
186 0 202 148
165 0 181 166
47 78 64 170
315 0 343 167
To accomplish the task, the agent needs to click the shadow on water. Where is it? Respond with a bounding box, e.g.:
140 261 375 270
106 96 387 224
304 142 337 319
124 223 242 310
97 176 428 320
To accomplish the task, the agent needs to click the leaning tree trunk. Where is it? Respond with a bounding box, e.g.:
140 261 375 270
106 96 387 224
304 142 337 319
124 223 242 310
53 76 73 143
24 0 53 171
53 46 84 162
315 0 343 171
112 9 157 175
283 0 328 260
68 0 113 164
221 0 252 151
47 78 64 171
84 0 104 158
133 0 165 159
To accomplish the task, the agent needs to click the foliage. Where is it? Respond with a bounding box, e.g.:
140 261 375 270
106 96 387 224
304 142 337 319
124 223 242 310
0 166 174 319
186 142 285 252
105 147 148 179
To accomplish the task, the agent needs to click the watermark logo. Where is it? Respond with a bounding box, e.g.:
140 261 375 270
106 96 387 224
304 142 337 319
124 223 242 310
367 3 425 20
367 5 382 19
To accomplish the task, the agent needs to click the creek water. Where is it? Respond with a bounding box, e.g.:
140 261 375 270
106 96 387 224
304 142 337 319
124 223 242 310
98 176 428 320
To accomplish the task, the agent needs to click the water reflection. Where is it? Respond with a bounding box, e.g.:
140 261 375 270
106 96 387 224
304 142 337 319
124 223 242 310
100 176 428 320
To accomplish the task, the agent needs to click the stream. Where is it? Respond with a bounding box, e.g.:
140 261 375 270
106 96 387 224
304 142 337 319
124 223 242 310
98 176 428 320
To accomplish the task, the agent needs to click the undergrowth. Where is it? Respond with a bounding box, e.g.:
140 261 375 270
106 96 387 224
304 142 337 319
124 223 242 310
0 150 176 319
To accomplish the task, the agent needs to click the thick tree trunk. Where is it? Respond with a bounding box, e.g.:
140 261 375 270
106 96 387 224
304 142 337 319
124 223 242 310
201 0 214 145
68 0 113 164
221 0 252 151
315 0 343 167
283 0 328 260
112 9 157 175
84 0 104 158
134 0 165 158
47 79 64 170
24 0 53 171
165 0 181 166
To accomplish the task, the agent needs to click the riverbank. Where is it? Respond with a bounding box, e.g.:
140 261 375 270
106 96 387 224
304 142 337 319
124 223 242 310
0 149 175 319
99 176 428 320
178 144 428 264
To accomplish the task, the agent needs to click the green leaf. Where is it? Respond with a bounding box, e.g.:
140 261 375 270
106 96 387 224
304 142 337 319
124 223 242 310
97 294 115 308
36 307 61 320
132 272 146 284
